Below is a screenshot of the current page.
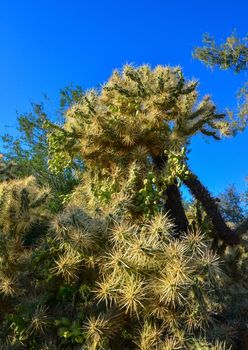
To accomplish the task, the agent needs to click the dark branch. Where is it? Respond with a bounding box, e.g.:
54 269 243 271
153 155 189 235
235 217 248 237
183 171 240 245
164 183 189 234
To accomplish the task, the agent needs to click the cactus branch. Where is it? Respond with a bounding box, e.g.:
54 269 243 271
183 170 240 245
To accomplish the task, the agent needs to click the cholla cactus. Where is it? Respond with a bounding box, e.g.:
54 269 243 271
0 176 50 243
91 214 227 349
0 180 244 349
1 64 248 349
47 64 241 243
48 65 226 174
27 305 50 335
47 205 233 349
0 176 53 348
0 154 15 181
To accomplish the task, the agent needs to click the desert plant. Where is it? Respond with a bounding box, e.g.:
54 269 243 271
1 64 248 349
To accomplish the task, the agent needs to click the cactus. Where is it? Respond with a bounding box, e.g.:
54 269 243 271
0 64 248 349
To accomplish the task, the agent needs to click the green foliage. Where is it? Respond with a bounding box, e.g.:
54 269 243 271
1 88 82 213
193 33 248 73
219 185 247 225
135 148 189 218
136 171 165 217
46 125 80 175
194 33 248 134
55 317 85 344
1 103 51 180
165 147 190 186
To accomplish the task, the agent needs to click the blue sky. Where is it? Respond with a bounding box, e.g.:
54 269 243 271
0 0 247 194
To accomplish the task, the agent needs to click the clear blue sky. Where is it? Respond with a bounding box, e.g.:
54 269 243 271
0 0 247 194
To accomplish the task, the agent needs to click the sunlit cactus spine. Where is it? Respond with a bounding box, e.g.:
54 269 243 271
47 202 233 349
